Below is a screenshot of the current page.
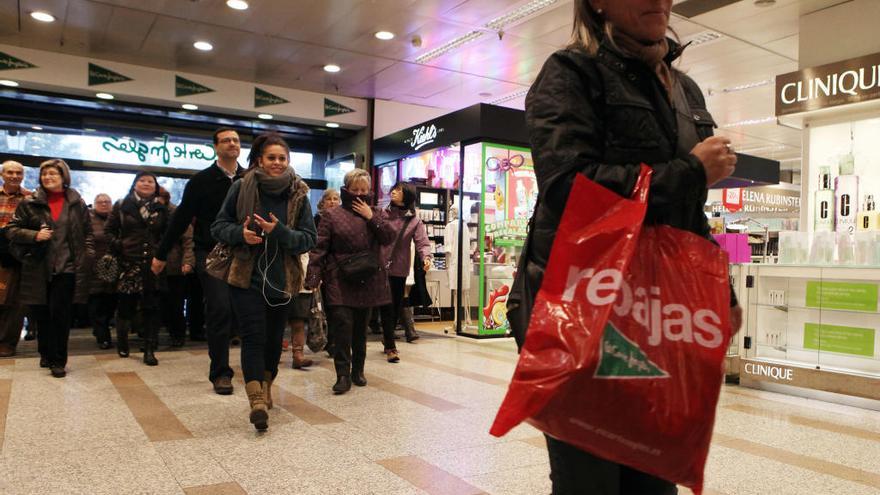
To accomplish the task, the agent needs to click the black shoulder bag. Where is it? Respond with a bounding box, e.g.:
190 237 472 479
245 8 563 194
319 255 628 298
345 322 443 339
337 214 410 284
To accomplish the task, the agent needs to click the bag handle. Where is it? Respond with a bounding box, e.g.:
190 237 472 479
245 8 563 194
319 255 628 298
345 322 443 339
630 164 653 203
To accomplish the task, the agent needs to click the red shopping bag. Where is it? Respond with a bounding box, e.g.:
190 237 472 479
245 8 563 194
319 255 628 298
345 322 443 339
490 165 731 494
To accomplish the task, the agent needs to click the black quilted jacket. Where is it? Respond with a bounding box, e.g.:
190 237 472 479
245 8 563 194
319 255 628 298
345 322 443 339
509 38 737 347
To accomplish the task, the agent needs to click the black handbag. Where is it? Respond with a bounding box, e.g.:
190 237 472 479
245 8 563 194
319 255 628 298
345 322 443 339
337 250 380 282
337 214 410 284
95 207 125 283
94 254 119 283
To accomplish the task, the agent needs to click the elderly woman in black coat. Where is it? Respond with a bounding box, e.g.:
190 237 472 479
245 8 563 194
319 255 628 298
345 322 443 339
6 159 94 378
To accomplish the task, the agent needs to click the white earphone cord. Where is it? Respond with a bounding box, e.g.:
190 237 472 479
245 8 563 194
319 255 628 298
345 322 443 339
257 238 293 307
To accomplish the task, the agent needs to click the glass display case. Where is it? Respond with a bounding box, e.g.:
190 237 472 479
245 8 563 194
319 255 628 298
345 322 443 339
739 263 880 401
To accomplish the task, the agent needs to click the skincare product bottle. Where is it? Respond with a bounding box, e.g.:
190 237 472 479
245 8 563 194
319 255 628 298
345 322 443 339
835 153 859 234
814 166 834 232
857 194 879 231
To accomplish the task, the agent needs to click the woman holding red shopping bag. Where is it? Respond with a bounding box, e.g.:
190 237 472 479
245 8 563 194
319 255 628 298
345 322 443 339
499 1 743 494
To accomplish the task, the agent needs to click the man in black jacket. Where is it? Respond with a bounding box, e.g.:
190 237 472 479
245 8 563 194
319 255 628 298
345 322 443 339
152 128 244 394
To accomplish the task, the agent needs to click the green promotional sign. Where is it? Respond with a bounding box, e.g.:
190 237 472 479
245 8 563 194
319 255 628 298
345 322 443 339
255 87 289 107
804 323 876 357
0 51 37 71
175 75 214 97
324 98 355 117
88 63 132 86
805 281 879 312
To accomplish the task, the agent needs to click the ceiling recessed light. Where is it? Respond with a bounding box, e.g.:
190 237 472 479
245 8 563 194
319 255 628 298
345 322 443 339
30 11 55 23
31 126 43 131
323 64 341 73
375 31 395 41
0 80 19 87
193 41 214 51
326 122 340 128
181 103 199 110
95 92 114 100
258 113 273 120
226 0 249 10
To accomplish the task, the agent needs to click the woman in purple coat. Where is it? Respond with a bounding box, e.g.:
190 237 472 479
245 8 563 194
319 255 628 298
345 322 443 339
378 182 432 362
305 169 394 394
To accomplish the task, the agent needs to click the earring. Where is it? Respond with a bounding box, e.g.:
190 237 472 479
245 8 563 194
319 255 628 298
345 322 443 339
597 8 603 14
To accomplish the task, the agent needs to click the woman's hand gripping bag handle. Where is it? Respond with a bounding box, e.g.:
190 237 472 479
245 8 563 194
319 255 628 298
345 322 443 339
490 165 652 436
490 165 733 494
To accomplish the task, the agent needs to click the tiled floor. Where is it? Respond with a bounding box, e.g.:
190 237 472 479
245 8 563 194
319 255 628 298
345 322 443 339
0 323 879 495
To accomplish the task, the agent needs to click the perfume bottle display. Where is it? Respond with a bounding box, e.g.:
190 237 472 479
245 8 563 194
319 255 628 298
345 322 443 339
814 166 834 232
857 194 879 231
834 153 859 234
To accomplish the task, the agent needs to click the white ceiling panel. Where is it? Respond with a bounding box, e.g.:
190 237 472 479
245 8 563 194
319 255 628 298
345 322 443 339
1 0 861 168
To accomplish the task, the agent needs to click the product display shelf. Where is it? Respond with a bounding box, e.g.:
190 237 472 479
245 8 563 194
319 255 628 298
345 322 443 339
738 263 880 402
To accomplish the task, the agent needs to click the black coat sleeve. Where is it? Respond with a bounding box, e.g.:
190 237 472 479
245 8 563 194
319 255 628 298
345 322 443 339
157 177 199 260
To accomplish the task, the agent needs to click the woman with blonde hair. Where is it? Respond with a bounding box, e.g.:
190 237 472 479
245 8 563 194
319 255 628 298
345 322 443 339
306 169 393 394
510 0 740 492
314 188 340 229
6 159 93 377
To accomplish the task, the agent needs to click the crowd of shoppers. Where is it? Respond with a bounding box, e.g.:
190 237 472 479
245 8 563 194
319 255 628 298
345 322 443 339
0 126 435 432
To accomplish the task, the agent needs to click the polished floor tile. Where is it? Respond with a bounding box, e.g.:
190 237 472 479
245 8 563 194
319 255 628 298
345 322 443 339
0 325 877 494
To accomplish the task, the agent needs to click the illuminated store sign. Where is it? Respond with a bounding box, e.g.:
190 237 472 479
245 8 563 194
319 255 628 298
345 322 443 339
776 52 880 116
101 134 217 166
407 124 442 151
1 129 314 175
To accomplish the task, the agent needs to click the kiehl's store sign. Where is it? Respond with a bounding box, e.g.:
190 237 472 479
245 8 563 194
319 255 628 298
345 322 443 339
776 52 880 116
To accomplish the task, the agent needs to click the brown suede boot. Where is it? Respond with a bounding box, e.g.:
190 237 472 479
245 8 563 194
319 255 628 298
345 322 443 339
291 324 313 369
263 371 274 410
245 381 268 431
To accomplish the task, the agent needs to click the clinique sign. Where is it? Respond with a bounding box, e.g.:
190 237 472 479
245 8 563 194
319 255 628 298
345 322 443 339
776 52 880 116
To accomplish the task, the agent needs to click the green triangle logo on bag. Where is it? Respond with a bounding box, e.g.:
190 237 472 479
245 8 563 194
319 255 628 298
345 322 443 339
594 323 669 379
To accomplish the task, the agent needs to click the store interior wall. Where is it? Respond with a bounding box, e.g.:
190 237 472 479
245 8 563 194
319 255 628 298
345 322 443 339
331 129 368 168
373 99 450 139
799 0 880 68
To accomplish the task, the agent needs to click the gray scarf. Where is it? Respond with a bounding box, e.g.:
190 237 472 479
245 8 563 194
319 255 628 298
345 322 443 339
235 166 295 222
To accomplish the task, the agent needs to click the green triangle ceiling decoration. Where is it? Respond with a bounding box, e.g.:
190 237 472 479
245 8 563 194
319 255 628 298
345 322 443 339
594 323 669 379
324 98 355 117
175 75 214 97
0 51 37 71
88 63 132 86
254 87 289 107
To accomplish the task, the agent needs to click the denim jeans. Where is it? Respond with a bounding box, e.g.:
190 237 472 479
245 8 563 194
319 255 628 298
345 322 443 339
229 286 289 383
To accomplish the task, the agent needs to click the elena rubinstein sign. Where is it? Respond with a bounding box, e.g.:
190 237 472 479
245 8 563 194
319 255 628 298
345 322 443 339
776 52 880 116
